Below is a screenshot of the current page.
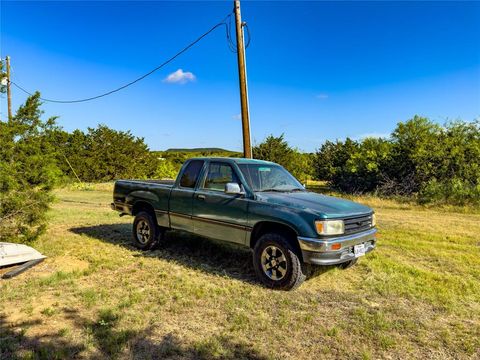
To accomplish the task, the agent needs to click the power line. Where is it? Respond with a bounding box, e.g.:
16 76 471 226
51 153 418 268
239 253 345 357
224 13 251 53
244 22 251 48
11 11 242 104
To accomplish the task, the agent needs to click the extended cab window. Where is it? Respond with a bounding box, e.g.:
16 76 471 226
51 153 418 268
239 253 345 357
203 162 240 192
179 160 204 188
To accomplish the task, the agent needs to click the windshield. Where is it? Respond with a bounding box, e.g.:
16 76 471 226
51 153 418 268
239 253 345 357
238 164 305 192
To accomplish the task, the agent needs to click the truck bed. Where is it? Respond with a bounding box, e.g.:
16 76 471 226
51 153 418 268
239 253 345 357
112 179 175 228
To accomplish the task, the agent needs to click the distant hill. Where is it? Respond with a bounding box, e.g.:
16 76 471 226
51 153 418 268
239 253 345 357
164 148 239 154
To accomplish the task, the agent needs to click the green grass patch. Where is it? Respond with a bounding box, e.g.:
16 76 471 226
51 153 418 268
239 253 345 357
0 184 479 359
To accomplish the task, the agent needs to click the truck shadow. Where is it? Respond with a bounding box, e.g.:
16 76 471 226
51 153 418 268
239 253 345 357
70 223 259 284
1 310 269 359
70 223 334 286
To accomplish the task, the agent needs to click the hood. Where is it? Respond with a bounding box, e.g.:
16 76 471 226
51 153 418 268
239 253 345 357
255 191 372 218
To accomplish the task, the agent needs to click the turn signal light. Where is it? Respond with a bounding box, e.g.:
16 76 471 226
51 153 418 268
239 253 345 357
331 243 341 250
315 222 324 234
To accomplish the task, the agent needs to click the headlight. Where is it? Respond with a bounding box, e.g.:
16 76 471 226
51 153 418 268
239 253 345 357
315 220 344 235
372 213 376 227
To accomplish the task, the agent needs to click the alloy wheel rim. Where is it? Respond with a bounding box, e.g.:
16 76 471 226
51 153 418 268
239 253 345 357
136 220 151 244
261 245 287 281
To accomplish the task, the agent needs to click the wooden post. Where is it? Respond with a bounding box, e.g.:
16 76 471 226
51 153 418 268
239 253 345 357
6 56 12 122
234 0 252 158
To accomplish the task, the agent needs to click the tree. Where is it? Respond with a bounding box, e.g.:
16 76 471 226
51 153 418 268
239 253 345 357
388 115 443 193
314 138 358 183
154 159 179 179
253 134 314 182
414 119 480 203
55 125 160 182
0 92 62 243
313 116 480 204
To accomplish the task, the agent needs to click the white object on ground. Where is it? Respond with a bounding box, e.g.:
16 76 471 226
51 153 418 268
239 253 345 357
0 242 46 267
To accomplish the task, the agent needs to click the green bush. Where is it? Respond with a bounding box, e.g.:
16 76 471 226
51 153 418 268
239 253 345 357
154 159 180 180
55 125 160 182
314 138 392 193
253 134 314 182
0 93 62 243
314 116 480 205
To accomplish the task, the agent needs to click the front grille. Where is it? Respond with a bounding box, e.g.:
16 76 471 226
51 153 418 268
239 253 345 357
344 214 373 235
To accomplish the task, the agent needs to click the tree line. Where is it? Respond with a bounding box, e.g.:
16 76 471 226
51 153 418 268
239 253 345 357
313 116 480 205
250 118 480 206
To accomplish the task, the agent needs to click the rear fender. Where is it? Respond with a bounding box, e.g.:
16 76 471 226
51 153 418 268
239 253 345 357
126 190 160 206
126 191 170 228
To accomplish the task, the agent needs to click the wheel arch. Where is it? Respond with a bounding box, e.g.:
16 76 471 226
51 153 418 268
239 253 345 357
249 221 302 260
132 201 157 223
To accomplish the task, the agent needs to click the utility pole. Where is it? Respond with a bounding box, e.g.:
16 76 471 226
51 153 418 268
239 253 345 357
234 0 252 158
6 56 12 122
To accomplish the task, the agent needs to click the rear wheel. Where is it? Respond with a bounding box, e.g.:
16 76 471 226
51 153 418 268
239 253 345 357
253 233 306 291
132 211 161 250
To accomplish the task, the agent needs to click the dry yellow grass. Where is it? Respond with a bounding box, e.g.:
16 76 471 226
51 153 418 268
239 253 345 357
1 183 479 359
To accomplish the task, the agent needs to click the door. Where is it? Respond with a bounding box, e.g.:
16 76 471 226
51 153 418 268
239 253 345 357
169 160 204 232
192 161 249 245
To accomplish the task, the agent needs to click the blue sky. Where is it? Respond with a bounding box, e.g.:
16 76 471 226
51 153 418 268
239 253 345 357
1 1 479 152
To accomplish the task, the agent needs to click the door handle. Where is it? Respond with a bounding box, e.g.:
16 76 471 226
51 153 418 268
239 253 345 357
197 194 205 200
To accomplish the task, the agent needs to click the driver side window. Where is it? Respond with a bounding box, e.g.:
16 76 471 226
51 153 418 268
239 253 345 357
203 162 240 192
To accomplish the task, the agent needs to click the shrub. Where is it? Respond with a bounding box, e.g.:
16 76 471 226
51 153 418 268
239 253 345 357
253 134 314 182
315 138 392 193
56 125 160 182
0 93 62 243
154 159 180 180
314 116 480 205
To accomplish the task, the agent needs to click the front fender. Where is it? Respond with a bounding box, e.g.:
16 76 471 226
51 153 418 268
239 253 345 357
248 202 319 239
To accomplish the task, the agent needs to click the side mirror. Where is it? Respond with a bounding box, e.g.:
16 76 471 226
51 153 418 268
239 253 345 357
225 182 243 195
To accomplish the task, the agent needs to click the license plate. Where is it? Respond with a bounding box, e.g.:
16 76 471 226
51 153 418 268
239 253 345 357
354 243 366 257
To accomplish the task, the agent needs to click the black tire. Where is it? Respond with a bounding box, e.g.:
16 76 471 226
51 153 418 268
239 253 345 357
253 233 306 291
132 211 161 250
337 258 358 269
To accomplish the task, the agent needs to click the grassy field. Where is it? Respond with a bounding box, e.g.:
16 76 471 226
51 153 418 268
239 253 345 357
1 184 479 359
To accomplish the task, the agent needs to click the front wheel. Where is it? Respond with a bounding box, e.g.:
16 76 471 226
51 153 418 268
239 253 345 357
132 211 161 250
253 233 306 291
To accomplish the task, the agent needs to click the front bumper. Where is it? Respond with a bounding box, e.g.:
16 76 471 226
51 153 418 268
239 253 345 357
298 228 377 265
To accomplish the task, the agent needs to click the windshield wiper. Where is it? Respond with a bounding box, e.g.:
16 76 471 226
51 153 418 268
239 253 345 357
257 187 306 193
256 188 286 192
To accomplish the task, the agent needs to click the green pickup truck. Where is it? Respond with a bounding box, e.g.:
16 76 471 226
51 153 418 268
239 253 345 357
112 157 377 290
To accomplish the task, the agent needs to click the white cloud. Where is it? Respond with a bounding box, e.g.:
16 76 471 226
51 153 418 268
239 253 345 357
163 69 196 84
232 114 241 120
316 93 329 99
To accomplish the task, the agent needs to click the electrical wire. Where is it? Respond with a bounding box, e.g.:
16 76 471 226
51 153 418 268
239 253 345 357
226 14 238 53
244 22 251 49
224 13 251 53
11 11 244 104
